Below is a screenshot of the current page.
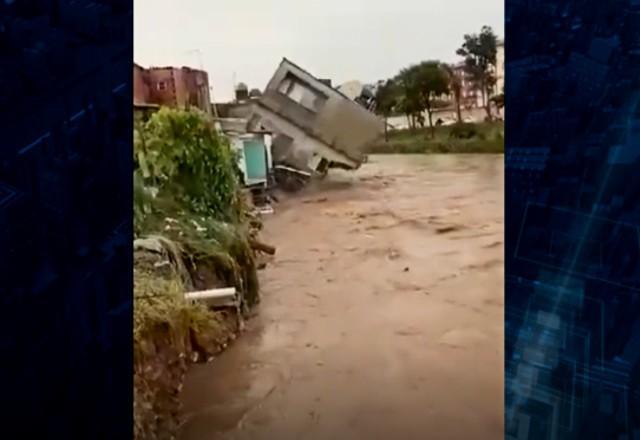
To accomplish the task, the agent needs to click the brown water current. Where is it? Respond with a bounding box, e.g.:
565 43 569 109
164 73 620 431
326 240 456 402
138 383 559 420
179 154 504 440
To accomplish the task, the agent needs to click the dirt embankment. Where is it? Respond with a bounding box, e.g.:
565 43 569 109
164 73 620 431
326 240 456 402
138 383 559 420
134 220 266 440
179 154 504 440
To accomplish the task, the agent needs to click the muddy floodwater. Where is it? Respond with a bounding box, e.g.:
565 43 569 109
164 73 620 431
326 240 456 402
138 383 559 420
180 154 504 440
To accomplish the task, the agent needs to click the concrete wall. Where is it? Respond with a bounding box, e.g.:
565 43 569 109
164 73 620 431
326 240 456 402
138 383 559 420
189 70 211 113
133 64 149 105
172 68 190 108
146 68 177 107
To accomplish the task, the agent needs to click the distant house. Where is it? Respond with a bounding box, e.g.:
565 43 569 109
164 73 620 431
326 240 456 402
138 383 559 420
247 58 384 173
133 63 212 114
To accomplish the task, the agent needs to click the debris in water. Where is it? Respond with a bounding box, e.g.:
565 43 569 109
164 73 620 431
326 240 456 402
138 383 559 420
255 205 274 215
250 238 277 255
436 225 462 234
303 197 328 204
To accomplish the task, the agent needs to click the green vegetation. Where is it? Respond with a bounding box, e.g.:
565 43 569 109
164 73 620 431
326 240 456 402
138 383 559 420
394 61 449 138
133 107 258 440
374 25 500 130
134 240 236 439
134 107 242 229
456 25 500 120
367 121 504 154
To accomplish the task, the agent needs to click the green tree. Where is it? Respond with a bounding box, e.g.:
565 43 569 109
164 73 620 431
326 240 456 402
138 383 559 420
457 25 498 120
375 79 398 141
394 62 449 136
394 67 423 131
414 61 450 138
441 63 463 124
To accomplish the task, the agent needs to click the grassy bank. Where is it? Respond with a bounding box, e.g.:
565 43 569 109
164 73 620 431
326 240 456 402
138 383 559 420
367 121 504 154
133 236 240 439
133 108 260 440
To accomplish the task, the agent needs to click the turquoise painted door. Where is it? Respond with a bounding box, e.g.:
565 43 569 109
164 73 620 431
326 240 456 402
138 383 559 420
243 140 267 183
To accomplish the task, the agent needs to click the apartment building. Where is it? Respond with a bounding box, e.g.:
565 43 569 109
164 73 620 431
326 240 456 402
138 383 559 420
133 64 212 114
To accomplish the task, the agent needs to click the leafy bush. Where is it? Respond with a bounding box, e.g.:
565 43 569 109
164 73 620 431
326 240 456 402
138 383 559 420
134 107 242 226
449 123 478 139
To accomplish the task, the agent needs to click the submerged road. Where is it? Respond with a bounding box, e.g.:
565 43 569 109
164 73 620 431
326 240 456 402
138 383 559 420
179 155 504 440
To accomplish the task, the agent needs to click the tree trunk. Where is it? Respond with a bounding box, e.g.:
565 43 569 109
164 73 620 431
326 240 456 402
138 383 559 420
481 77 492 121
455 97 462 123
426 105 434 139
384 116 388 142
485 104 493 121
484 91 493 121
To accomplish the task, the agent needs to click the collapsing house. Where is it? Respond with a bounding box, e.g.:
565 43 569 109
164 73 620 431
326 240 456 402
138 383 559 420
245 58 385 185
214 58 384 194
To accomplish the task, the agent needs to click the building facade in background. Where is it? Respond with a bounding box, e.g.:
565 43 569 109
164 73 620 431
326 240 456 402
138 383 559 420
454 38 505 110
495 39 505 95
454 63 483 109
133 64 211 114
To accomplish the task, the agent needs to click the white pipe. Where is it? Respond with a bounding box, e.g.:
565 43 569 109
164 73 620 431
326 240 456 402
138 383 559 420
185 288 236 301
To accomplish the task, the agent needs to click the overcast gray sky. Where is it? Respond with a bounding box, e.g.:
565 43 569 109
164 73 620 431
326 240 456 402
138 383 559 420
134 0 503 101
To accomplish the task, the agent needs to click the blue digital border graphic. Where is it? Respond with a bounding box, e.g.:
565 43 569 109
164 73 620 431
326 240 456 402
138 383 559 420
0 1 133 438
506 0 640 438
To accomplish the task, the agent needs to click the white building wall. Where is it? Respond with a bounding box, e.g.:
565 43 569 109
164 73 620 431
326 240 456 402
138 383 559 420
496 42 505 95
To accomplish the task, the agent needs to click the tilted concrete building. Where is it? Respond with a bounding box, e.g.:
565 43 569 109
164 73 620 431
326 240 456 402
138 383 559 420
247 58 385 173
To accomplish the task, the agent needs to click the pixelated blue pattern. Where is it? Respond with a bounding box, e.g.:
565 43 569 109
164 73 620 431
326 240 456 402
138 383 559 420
0 1 132 438
506 0 640 438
